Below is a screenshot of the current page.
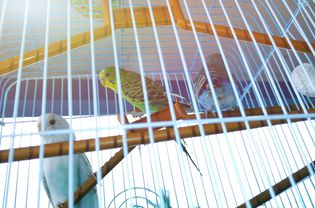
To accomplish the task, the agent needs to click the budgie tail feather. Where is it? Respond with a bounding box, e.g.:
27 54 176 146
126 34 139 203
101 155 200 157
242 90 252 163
179 141 202 176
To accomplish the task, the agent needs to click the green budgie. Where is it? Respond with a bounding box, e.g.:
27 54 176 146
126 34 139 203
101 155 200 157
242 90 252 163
99 66 170 113
99 66 202 175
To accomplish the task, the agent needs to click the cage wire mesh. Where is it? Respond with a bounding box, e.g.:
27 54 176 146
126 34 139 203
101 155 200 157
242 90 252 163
0 0 314 207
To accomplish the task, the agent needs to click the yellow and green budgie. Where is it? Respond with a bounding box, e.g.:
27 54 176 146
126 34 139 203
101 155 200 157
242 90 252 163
99 66 170 113
99 66 202 175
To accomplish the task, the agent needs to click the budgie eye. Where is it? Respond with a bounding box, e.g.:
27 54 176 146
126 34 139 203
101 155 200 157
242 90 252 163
49 119 56 125
105 73 110 77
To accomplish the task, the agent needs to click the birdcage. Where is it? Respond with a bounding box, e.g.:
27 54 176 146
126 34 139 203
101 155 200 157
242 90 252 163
0 0 314 207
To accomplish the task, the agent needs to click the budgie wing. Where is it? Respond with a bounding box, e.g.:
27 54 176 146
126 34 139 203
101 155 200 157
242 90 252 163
121 71 168 111
80 154 94 179
78 153 98 193
43 175 54 206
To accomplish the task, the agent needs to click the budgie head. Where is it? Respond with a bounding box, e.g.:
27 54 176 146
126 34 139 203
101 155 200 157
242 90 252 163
37 113 69 131
99 66 120 91
37 113 72 143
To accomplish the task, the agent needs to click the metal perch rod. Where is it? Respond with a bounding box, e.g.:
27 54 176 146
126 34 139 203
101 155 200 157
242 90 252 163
0 0 314 75
0 106 314 163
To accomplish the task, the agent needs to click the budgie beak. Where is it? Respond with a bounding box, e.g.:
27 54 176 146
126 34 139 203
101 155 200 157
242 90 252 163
99 77 105 85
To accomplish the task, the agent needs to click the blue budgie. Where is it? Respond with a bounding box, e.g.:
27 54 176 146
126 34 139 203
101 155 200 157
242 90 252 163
37 113 99 208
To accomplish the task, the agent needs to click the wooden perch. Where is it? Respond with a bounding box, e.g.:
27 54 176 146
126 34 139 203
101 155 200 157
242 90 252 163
119 102 190 134
0 105 314 163
237 160 315 208
60 146 136 208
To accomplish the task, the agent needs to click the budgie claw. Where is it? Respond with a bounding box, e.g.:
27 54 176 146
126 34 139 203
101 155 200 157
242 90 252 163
204 110 208 119
90 173 97 180
90 173 101 189
210 110 217 117
131 111 145 118
205 109 217 118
